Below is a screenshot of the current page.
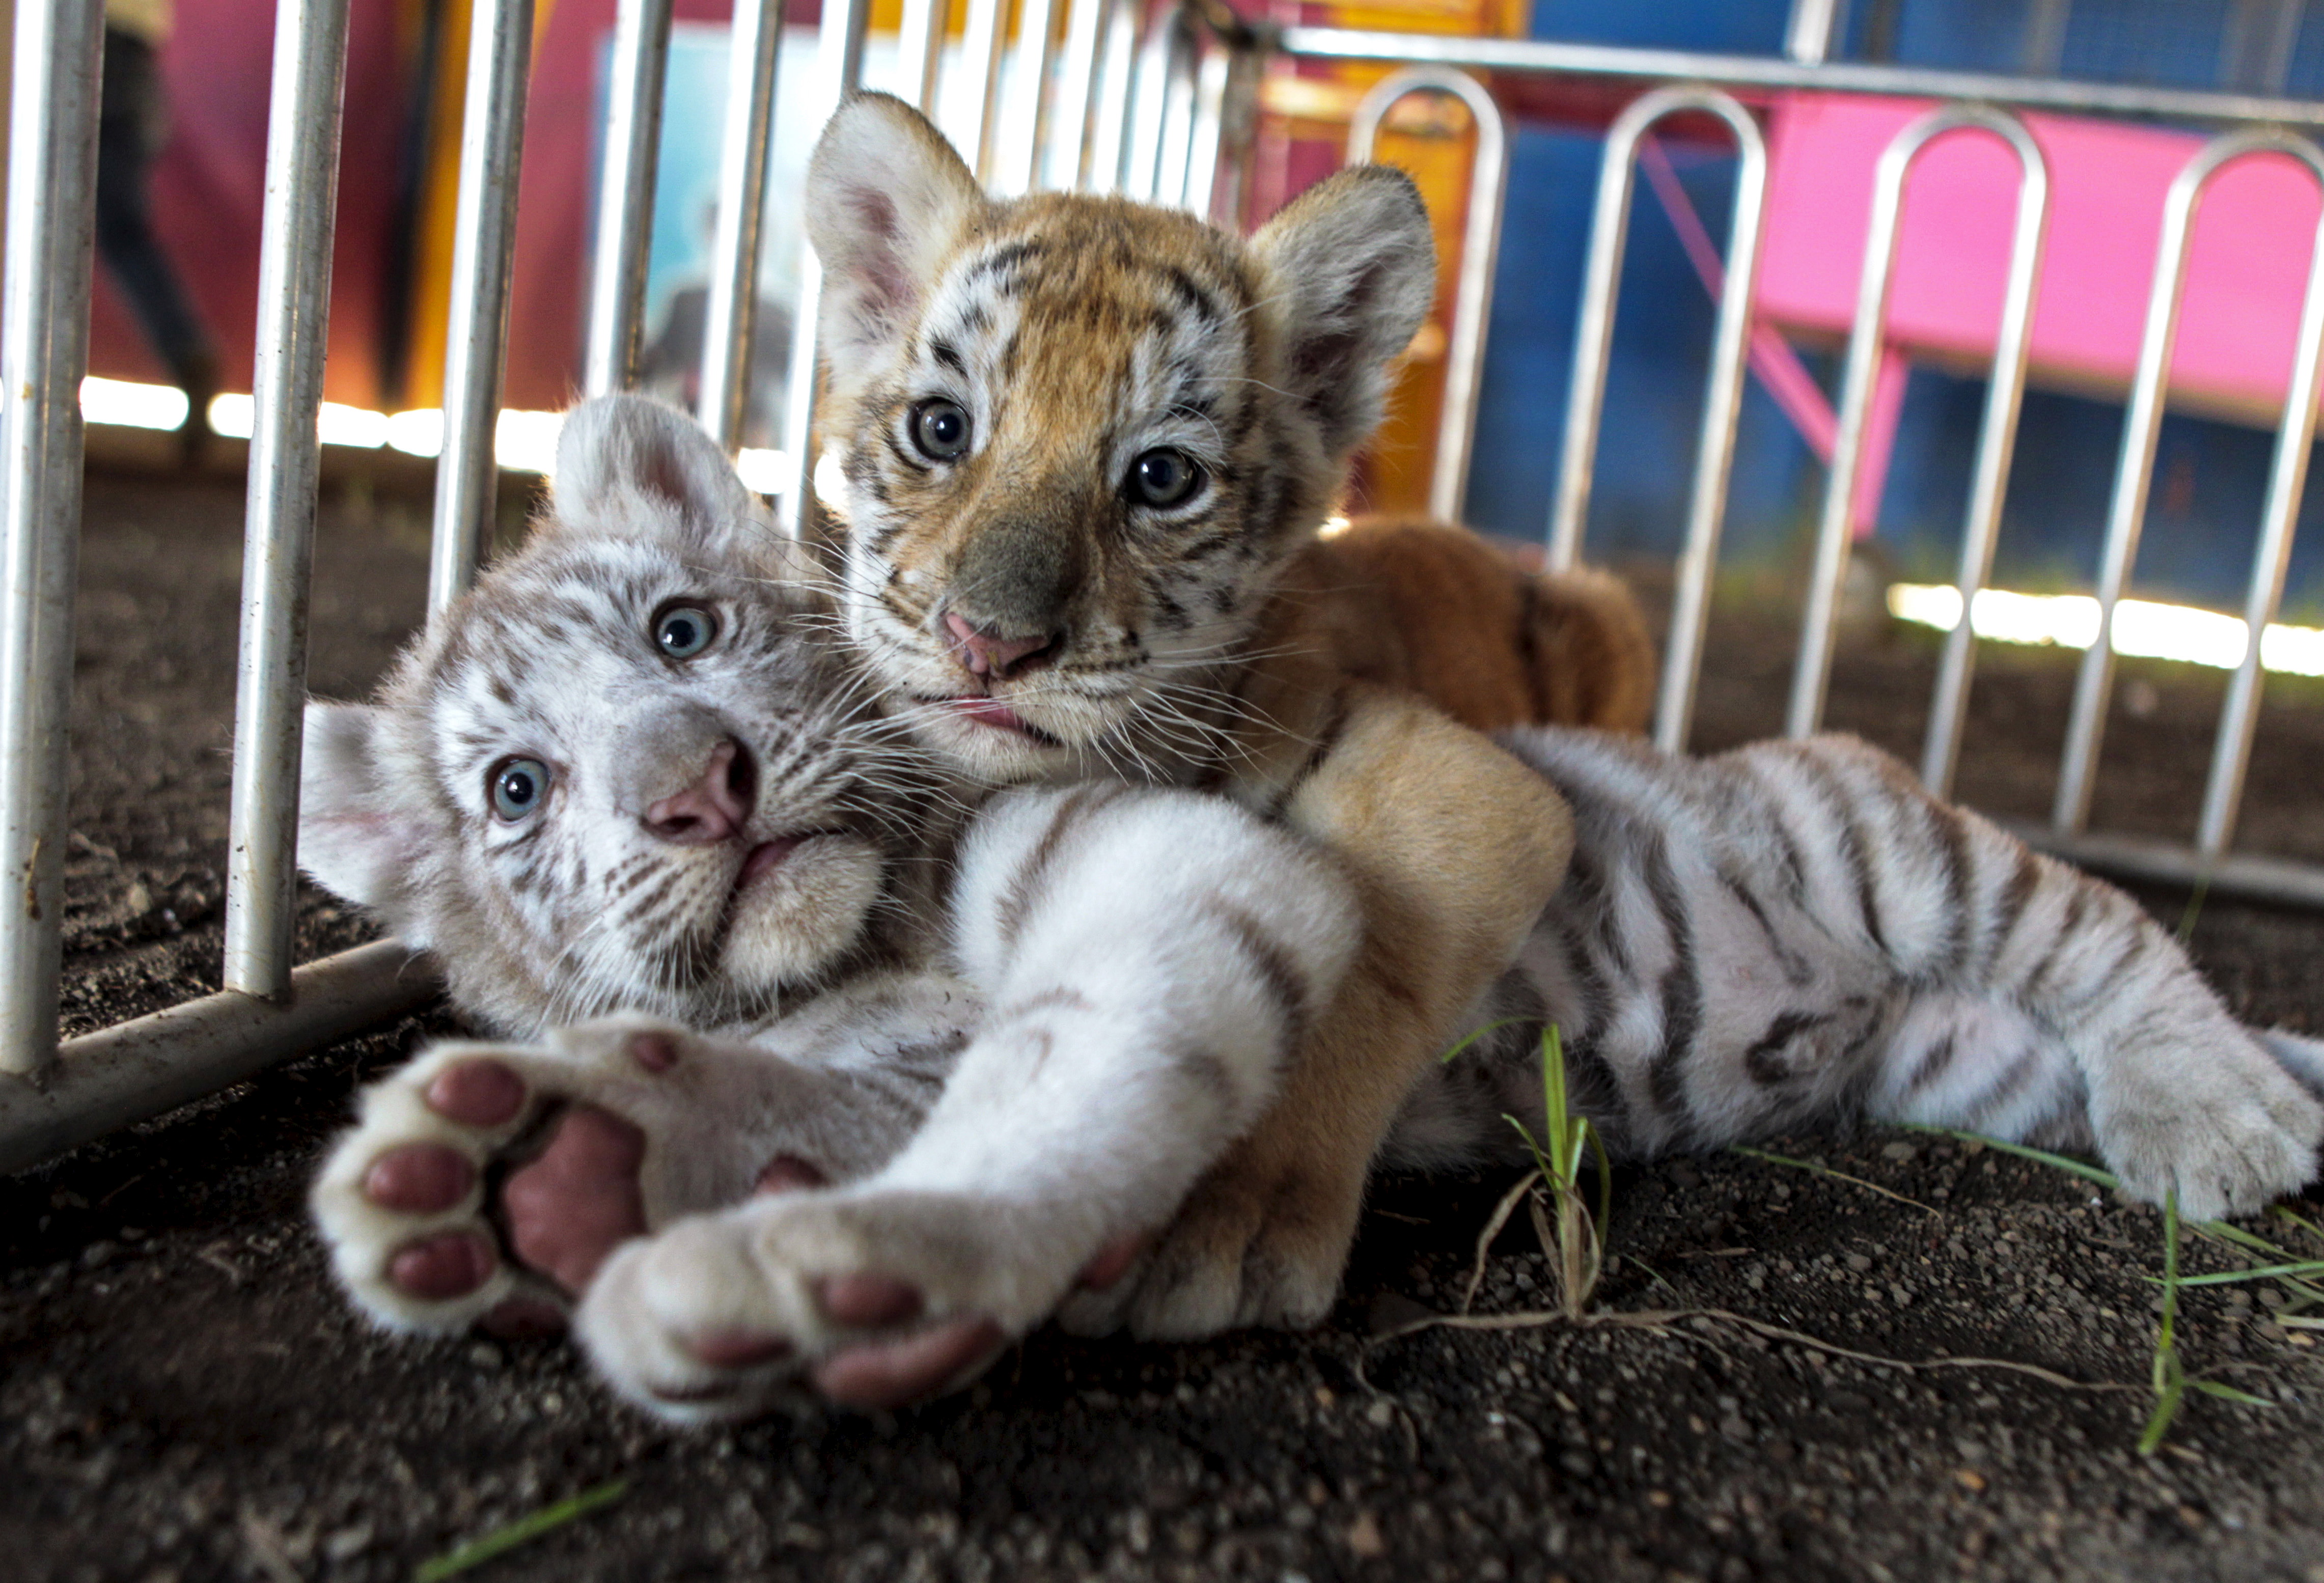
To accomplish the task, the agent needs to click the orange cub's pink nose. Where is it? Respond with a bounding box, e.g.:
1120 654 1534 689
943 613 1055 679
644 739 752 844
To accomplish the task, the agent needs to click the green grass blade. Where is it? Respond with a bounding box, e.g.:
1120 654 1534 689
2138 1353 2186 1456
1587 1119 1613 1250
1440 1018 1528 1066
2165 1261 2324 1287
2188 1379 2272 1406
414 1480 628 1583
1900 1126 2121 1189
1539 1026 1575 1186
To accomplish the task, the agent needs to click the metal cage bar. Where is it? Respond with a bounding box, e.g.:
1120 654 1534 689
223 0 355 1001
428 0 535 613
1348 68 1509 524
897 0 948 114
1084 0 1140 192
2195 144 2324 857
1052 0 1114 189
2050 131 2324 837
999 0 1065 194
583 0 676 396
1915 114 2049 800
777 0 875 538
1787 106 2048 744
698 0 785 453
958 0 1011 181
0 0 103 1078
1544 87 1770 755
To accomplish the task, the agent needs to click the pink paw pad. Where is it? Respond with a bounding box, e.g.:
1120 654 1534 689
682 1328 795 1369
424 1060 527 1127
626 1032 681 1073
363 1144 476 1214
816 1273 924 1328
814 1317 1009 1410
389 1232 497 1300
501 1106 648 1297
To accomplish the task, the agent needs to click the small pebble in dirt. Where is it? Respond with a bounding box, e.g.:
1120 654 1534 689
1880 1142 1917 1162
1845 1253 1873 1272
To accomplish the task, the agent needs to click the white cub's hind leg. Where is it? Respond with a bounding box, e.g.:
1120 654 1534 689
311 1009 946 1340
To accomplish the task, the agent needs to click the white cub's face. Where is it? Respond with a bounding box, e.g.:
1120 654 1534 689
299 396 944 1036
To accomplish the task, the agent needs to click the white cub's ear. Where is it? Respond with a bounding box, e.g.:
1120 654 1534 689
1249 165 1438 459
806 92 984 372
548 394 761 563
299 703 427 938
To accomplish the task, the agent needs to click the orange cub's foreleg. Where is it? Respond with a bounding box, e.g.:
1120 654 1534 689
1096 682 1574 1339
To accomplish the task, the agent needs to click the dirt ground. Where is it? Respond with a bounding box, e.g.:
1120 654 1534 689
3 470 2322 1583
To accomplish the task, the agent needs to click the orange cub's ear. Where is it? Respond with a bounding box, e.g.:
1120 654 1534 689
805 92 983 376
1290 519 1655 735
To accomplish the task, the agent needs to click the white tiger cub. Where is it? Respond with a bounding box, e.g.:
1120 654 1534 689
305 396 1364 1418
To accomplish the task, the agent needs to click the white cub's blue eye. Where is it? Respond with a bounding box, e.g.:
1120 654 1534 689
490 758 550 821
654 603 718 659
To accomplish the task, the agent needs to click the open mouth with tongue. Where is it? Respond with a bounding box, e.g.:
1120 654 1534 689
735 834 815 894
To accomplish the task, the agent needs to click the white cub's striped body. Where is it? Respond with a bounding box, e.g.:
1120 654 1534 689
1392 729 2323 1224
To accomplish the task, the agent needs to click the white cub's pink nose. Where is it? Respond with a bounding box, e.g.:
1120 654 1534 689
643 739 753 844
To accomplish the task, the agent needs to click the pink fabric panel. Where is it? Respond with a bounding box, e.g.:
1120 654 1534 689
1756 92 2324 421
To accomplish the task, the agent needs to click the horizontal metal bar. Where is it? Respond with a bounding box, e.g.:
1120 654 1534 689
2006 822 2324 913
1274 25 2324 127
0 940 441 1176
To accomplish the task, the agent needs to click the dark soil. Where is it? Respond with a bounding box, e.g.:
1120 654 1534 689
4 474 2321 1583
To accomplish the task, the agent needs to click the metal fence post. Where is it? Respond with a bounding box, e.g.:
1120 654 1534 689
0 0 102 1077
223 0 354 1002
1348 67 1509 525
698 0 783 454
2053 131 2324 838
428 0 535 614
583 0 676 397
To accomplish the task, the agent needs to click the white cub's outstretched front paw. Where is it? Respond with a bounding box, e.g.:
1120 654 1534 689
2090 1027 2324 1223
311 1017 844 1338
576 1189 1144 1424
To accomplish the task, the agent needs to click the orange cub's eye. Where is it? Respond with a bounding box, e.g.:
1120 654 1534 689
1127 448 1202 508
909 399 972 461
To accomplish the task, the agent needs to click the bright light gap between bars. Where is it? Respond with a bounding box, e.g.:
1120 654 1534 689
1889 582 2324 678
78 375 792 493
87 376 2320 677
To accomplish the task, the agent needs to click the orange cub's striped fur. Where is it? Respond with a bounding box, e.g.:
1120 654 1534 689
1284 518 1654 736
805 94 1638 1337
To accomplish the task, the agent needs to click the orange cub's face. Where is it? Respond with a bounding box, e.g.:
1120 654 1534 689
804 93 1435 782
